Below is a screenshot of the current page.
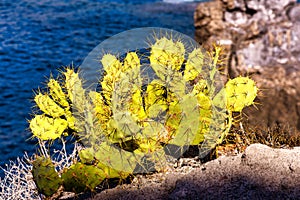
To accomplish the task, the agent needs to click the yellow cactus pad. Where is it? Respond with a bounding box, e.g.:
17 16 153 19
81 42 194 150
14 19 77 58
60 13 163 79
63 68 85 109
100 54 123 103
64 109 77 131
89 91 111 129
30 115 68 140
194 92 212 144
184 48 204 81
130 89 147 121
101 54 122 73
144 80 168 117
34 93 65 118
149 37 185 70
123 52 140 71
47 79 69 108
225 76 258 112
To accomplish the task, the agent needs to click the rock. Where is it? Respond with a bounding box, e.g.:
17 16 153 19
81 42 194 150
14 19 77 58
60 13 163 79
194 0 300 129
243 66 300 130
288 4 300 22
87 144 300 199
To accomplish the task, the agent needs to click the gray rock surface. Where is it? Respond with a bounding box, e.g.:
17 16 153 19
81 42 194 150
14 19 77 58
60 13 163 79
194 0 300 129
88 144 300 200
194 0 299 70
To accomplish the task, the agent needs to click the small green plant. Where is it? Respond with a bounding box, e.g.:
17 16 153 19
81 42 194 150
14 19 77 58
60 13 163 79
27 30 257 197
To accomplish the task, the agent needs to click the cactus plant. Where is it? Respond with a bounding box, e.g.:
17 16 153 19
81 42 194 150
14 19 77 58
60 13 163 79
28 29 258 195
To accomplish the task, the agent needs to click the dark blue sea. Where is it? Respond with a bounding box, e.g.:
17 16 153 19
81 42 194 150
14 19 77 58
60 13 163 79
0 0 205 173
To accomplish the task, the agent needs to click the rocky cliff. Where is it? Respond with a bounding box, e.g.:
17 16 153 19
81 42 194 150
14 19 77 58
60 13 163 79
194 0 300 130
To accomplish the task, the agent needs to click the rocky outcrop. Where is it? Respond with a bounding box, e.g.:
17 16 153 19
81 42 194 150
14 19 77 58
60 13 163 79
88 144 300 199
194 0 299 70
194 0 300 129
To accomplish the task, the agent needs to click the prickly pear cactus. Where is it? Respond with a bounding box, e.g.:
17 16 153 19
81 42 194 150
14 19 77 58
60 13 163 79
61 162 106 193
31 156 62 197
225 76 258 112
29 28 258 195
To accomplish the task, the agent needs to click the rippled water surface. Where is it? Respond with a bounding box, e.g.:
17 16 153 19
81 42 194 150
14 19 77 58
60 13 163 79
0 0 199 170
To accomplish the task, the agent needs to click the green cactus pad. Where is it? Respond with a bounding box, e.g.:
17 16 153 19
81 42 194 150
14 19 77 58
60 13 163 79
61 162 106 193
32 156 62 197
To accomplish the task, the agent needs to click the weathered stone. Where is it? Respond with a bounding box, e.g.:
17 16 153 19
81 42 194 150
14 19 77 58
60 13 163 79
288 5 300 22
194 0 298 69
243 66 300 130
194 0 226 46
88 144 300 200
194 0 300 129
223 0 246 11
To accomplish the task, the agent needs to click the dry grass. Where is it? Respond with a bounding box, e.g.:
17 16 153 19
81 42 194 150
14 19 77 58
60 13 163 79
0 138 80 200
216 122 300 158
236 122 300 148
0 154 40 200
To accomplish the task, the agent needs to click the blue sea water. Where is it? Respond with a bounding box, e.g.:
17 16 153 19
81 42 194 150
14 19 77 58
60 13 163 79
0 0 202 172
